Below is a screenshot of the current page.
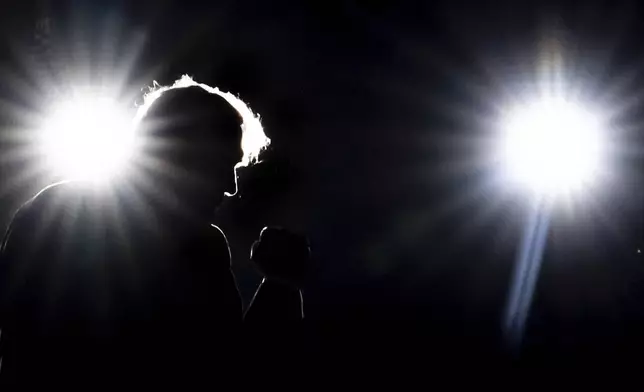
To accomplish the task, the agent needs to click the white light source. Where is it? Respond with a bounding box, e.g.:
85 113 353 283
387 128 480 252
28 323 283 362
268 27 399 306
40 94 135 181
500 97 605 196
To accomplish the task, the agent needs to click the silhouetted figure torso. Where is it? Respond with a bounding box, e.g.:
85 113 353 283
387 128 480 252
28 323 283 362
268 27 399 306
0 181 242 386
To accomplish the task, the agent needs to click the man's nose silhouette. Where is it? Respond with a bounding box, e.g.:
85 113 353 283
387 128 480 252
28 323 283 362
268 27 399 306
224 168 239 197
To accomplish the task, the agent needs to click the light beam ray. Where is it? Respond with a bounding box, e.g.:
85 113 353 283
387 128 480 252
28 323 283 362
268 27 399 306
504 198 551 348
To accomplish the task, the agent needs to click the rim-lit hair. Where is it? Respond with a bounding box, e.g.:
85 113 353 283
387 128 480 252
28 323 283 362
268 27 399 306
134 75 270 167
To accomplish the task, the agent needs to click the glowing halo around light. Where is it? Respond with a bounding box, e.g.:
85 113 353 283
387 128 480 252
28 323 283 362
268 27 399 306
39 94 135 182
499 97 606 197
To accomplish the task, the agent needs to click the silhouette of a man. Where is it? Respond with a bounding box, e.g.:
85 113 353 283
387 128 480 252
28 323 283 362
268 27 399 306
0 76 307 388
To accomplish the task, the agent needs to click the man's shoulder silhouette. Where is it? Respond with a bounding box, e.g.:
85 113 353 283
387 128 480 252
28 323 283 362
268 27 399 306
1 181 115 272
5 181 103 235
0 179 239 328
4 180 231 260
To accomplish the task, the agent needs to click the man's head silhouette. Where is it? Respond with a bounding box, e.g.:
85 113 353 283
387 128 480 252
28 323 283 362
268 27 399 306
132 76 269 220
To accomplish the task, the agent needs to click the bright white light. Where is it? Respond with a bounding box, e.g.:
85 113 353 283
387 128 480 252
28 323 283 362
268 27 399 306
500 97 605 196
40 95 135 181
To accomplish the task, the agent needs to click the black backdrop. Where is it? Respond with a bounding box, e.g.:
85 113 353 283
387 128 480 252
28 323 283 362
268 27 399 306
2 0 644 370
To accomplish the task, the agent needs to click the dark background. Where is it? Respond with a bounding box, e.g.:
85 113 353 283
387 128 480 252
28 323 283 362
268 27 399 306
2 0 644 371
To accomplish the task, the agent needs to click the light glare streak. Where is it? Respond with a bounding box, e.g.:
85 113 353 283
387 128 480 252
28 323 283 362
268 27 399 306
504 198 551 348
